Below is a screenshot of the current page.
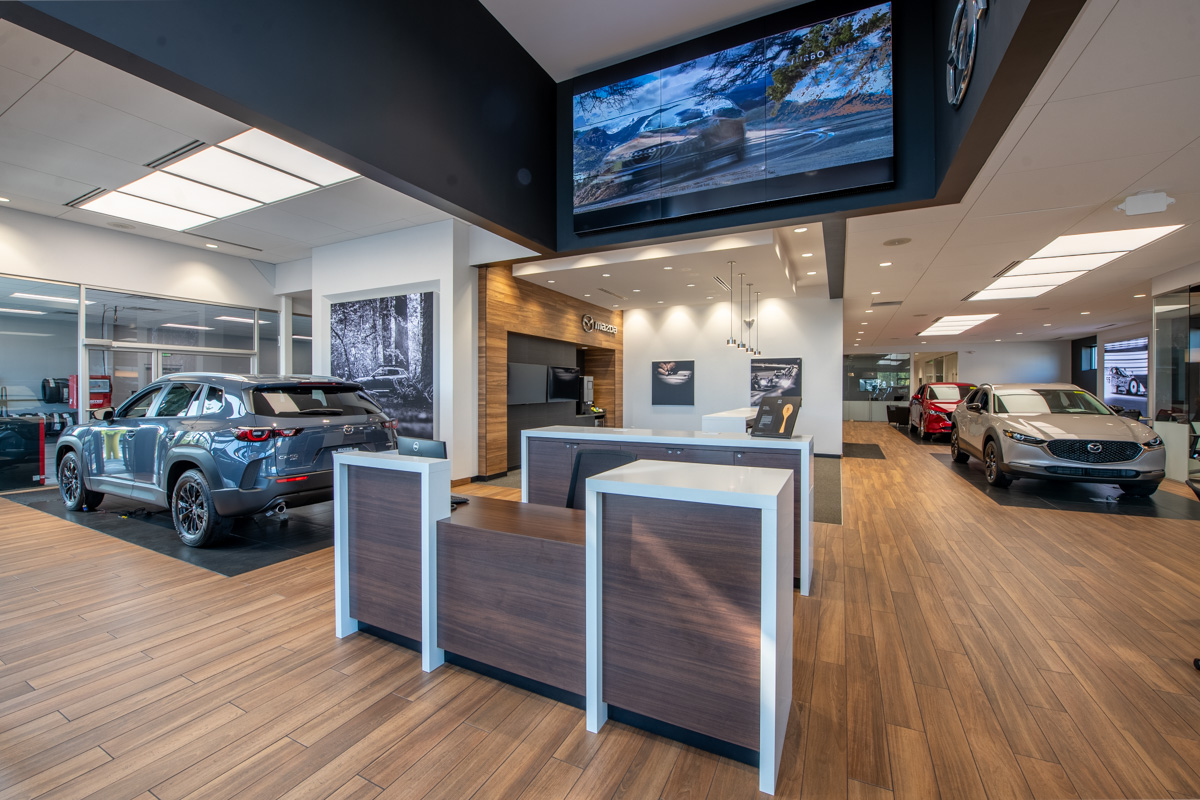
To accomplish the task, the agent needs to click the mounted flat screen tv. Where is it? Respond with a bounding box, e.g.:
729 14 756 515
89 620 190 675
507 363 548 405
571 2 893 232
547 366 581 403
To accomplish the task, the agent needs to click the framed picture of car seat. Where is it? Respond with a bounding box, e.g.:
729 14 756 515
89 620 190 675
330 292 435 438
1102 336 1148 417
652 360 695 405
751 357 801 407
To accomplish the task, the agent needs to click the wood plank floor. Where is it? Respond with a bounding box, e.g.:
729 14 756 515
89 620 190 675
1 420 1199 799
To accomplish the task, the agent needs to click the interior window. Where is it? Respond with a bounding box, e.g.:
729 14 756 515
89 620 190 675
156 383 201 417
119 388 161 419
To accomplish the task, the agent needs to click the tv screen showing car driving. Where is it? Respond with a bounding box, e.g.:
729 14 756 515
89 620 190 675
572 2 892 232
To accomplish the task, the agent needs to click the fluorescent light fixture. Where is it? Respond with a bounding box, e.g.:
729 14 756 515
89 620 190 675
164 147 319 203
214 316 269 324
801 253 813 257
919 313 997 336
80 191 214 231
119 172 262 218
0 307 45 315
969 286 1054 301
1030 225 1182 258
879 262 892 267
292 334 313 340
988 271 1086 290
0 331 52 337
12 292 92 305
793 227 808 233
220 129 358 186
0 197 9 202
206 243 219 248
1006 253 1122 276
161 323 214 330
877 360 902 365
806 271 816 275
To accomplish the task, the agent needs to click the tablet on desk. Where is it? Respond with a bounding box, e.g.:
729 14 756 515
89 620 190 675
750 396 801 438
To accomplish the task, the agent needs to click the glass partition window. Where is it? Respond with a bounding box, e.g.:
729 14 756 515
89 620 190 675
85 289 258 352
258 310 279 374
1153 290 1192 421
0 275 80 418
843 354 911 401
293 314 313 374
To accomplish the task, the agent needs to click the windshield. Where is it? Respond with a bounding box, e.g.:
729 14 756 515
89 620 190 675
929 385 975 401
251 386 383 418
994 389 1111 415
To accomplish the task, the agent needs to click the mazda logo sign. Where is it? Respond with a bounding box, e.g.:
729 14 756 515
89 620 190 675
411 441 421 453
581 314 617 335
1087 442 1102 454
343 425 354 435
947 0 988 107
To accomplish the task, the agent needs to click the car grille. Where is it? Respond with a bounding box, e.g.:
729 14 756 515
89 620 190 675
1044 466 1139 478
1046 440 1142 463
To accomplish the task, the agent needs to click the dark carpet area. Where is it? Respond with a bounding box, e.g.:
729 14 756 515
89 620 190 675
4 488 332 576
843 442 886 460
813 456 842 525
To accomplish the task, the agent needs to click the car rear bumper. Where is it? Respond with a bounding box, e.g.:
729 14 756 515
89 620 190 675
211 469 334 516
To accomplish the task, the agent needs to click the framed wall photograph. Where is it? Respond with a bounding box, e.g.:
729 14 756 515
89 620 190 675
751 357 801 407
652 360 695 405
1102 336 1149 417
330 292 435 438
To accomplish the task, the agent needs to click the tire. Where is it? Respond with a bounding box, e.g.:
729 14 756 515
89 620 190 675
171 468 231 547
909 413 918 433
57 450 103 511
42 378 53 403
949 427 970 463
1127 379 1141 396
983 440 1011 487
920 424 933 441
1119 482 1158 498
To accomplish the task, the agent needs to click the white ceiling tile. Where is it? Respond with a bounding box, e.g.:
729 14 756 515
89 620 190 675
1051 0 1200 101
0 21 71 80
0 192 75 219
43 52 248 144
351 219 425 238
2 81 195 167
405 210 455 226
1001 76 1200 173
0 120 150 188
1116 137 1200 197
970 152 1170 217
0 64 36 115
187 218 307 253
218 204 348 241
1021 0 1117 107
0 160 94 204
950 207 1097 249
273 178 438 231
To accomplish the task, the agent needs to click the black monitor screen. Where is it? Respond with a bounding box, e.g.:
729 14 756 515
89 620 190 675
395 436 447 459
571 2 893 232
508 363 549 405
547 366 581 402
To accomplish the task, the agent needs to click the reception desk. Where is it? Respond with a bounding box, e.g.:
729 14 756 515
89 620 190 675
333 450 796 794
521 425 815 594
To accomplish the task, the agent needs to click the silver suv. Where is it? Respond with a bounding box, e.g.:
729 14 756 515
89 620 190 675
55 373 397 546
949 383 1165 496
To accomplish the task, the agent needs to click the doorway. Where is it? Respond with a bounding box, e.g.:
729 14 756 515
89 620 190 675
88 348 155 410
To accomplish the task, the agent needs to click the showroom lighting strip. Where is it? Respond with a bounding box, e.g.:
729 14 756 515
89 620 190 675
0 307 45 315
919 313 997 336
214 316 269 324
78 129 358 232
161 323 215 331
968 225 1183 302
11 292 94 305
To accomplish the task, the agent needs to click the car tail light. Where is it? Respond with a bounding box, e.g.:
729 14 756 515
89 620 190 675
235 427 304 441
382 419 399 430
276 475 309 483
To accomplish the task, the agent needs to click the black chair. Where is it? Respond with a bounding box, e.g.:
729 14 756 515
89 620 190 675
564 449 638 510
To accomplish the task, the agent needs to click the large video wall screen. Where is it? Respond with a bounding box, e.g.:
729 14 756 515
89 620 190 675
572 2 893 233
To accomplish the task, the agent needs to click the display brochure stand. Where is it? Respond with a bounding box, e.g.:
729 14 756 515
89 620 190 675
750 396 802 438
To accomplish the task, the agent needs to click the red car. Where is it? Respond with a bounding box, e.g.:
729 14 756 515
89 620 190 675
909 382 977 439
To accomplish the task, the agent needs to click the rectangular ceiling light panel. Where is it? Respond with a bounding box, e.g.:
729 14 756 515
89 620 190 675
80 192 215 231
919 313 997 336
1030 225 1183 258
1005 253 1122 275
220 129 358 186
162 323 214 330
969 286 1054 301
120 172 262 218
988 271 1086 290
0 307 45 315
163 147 319 203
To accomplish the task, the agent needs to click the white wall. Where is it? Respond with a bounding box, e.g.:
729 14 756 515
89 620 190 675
624 295 844 455
0 206 277 308
1152 258 1200 297
955 341 1071 385
311 220 478 480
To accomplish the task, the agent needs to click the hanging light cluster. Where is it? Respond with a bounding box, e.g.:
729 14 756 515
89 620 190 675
725 261 762 356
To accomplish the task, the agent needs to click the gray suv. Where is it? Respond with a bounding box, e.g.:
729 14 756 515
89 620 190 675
55 373 397 546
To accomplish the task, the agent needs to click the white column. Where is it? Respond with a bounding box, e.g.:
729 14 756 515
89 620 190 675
279 295 294 375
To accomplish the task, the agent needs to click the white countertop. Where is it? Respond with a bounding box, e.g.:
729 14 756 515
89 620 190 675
524 425 812 450
587 459 792 509
701 407 757 420
333 450 450 473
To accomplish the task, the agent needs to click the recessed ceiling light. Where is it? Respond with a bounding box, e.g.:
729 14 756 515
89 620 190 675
120 172 262 218
547 280 555 283
865 309 874 313
920 341 927 344
1006 253 1121 276
793 227 808 233
879 262 892 267
1016 332 1024 335
205 243 219 248
857 331 864 334
1031 225 1183 258
861 322 868 325
806 271 816 276
12 292 92 305
1134 293 1146 298
919 313 998 336
163 147 319 203
995 339 1002 342
1080 311 1090 315
854 343 859 346
871 291 881 295
657 300 664 304
602 273 611 277
989 272 1086 290
855 338 861 341
801 253 813 257
1043 323 1052 326
970 286 1055 301
686 284 695 287
80 191 215 231
706 296 714 300
0 197 9 203
584 294 591 297
632 289 640 292
612 304 619 308
220 128 358 185
0 307 45 315
663 266 673 270
161 323 214 330
882 238 910 247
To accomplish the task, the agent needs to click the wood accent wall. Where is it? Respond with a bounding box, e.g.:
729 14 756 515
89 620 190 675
478 265 623 477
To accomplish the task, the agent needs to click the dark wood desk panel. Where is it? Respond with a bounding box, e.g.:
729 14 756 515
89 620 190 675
437 497 586 694
601 493 762 750
526 439 577 505
735 449 802 578
347 466 422 640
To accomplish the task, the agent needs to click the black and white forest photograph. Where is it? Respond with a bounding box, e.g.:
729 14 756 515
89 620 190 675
330 292 435 438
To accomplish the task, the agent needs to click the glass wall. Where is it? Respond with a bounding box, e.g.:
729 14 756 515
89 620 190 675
258 310 280 374
843 353 911 401
1153 290 1193 421
85 289 260 352
293 314 313 374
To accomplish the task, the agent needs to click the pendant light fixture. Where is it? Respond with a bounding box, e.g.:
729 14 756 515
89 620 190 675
737 273 747 350
726 261 737 347
754 291 762 355
745 282 755 356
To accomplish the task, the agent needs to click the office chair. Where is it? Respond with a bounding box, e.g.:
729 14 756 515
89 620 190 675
565 449 638 510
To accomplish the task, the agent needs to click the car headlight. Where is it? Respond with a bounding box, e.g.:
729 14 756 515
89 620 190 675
1143 436 1163 448
930 411 950 420
1004 429 1047 445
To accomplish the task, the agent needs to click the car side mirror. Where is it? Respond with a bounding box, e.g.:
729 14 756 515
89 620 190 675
965 403 982 413
91 407 114 422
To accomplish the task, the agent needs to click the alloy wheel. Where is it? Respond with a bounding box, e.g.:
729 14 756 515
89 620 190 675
60 458 79 506
175 481 207 537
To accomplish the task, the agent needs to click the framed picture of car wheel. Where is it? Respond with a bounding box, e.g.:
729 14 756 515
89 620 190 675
330 292 435 438
751 357 801 407
652 360 695 405
1102 336 1148 417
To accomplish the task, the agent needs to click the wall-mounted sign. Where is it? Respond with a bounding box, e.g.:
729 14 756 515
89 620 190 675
947 0 988 107
581 314 617 335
